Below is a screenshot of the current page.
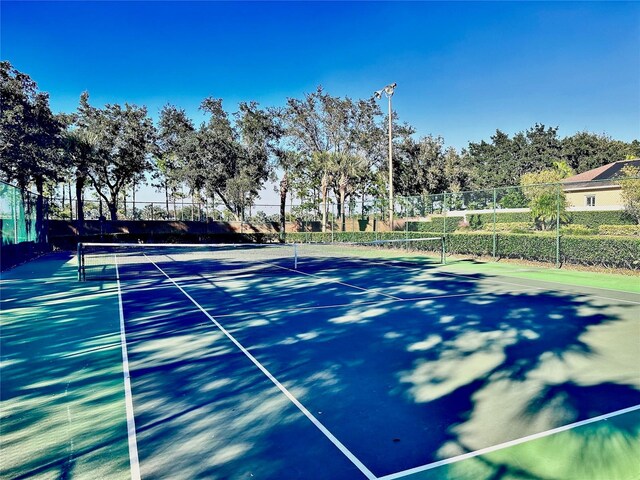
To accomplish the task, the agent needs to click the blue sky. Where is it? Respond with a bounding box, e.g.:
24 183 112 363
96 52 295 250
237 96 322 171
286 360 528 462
2 1 639 200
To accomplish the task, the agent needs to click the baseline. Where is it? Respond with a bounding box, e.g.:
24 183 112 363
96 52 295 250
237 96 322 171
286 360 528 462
378 404 640 480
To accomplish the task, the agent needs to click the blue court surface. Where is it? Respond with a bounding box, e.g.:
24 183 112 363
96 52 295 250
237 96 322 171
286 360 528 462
2 246 640 479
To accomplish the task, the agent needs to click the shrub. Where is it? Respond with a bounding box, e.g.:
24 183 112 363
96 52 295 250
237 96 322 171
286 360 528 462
560 224 595 236
482 222 533 233
597 225 640 236
561 235 640 269
568 211 635 228
406 216 460 233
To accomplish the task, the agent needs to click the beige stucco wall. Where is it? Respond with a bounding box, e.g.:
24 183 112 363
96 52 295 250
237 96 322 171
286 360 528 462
565 186 622 209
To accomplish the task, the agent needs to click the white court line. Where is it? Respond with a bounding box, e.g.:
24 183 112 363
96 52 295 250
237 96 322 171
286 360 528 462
320 257 640 305
115 256 141 480
146 255 377 480
266 261 402 301
378 404 640 480
437 270 640 305
211 290 507 319
342 255 640 305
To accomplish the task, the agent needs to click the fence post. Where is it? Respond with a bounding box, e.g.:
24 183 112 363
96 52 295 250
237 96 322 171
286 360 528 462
442 193 448 265
492 188 497 260
12 187 18 244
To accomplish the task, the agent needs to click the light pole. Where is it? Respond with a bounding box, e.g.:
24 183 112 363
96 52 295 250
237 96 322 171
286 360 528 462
374 82 397 228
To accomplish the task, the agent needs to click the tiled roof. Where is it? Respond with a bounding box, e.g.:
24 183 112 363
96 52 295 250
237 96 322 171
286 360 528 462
562 159 640 190
562 159 640 183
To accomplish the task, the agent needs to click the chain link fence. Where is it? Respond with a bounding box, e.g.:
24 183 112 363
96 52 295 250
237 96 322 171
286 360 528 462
400 178 639 268
43 176 640 269
1 180 50 270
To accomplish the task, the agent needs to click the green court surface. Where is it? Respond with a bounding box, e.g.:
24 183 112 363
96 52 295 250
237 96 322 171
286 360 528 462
1 248 639 479
1 255 130 479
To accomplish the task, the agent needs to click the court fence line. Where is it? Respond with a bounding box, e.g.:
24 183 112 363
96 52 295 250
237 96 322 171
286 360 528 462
1 180 50 270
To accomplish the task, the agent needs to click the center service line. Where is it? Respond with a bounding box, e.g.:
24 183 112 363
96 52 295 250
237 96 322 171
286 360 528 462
146 255 377 480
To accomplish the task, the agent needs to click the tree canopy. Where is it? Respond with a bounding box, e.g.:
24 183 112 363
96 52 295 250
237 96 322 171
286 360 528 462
1 61 638 227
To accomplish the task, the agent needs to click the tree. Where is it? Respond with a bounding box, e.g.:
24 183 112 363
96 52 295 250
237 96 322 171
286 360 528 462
327 152 369 230
61 123 99 232
234 101 283 222
619 165 640 224
181 99 278 222
283 87 388 231
466 124 561 189
273 148 303 236
395 135 466 196
76 93 155 220
520 161 574 231
0 61 66 238
154 104 196 214
561 132 630 173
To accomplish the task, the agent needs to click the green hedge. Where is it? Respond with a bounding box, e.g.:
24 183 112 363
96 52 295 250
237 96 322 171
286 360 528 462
286 231 435 244
597 225 640 236
449 232 639 269
472 212 531 225
560 225 595 236
407 217 462 233
560 235 640 269
448 210 634 230
286 231 640 270
568 211 635 228
481 222 532 233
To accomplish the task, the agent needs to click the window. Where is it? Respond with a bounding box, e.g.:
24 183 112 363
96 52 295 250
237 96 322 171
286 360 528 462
586 195 596 207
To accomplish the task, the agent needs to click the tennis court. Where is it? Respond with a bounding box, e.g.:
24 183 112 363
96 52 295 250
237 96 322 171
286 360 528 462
2 241 639 479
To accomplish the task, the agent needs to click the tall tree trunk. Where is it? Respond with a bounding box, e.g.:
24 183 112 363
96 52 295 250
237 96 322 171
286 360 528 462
321 171 329 232
132 183 136 219
340 190 347 232
339 173 349 231
61 185 66 219
68 182 73 221
164 183 169 219
108 202 118 221
75 175 85 234
279 172 288 241
108 190 118 221
35 175 45 243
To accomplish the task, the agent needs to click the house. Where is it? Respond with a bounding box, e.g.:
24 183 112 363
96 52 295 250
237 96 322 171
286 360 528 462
562 159 640 211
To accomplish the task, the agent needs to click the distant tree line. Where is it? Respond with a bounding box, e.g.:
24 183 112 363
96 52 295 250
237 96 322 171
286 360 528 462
1 61 639 235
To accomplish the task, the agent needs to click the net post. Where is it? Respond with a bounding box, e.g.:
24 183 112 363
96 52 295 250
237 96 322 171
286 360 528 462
293 243 298 269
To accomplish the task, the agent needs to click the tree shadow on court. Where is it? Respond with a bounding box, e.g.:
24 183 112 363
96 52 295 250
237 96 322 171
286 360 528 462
148 255 640 479
3 251 638 479
1 253 136 479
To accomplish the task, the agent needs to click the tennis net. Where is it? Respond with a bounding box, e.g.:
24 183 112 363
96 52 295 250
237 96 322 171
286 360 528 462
77 237 444 281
